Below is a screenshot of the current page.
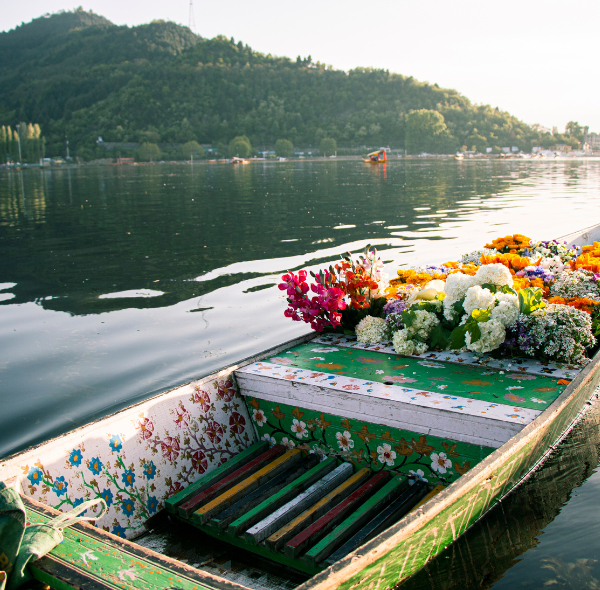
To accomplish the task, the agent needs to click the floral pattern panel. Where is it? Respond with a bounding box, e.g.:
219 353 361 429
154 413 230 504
4 375 254 540
247 397 494 487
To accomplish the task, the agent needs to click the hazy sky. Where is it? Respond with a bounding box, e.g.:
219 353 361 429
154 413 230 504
3 1 598 132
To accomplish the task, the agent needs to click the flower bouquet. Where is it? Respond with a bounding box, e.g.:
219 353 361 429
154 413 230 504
280 235 600 366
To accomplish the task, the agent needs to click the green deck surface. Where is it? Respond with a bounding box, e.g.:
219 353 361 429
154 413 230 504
269 342 568 410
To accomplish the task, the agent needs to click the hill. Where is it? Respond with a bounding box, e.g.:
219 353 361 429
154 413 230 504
0 9 573 158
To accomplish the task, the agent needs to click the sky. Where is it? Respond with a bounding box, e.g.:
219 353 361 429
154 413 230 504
3 1 598 133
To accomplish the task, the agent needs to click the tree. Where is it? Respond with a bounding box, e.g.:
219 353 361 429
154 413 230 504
228 135 252 157
275 139 294 157
138 142 161 161
320 137 337 156
181 140 204 159
565 121 584 141
405 110 455 154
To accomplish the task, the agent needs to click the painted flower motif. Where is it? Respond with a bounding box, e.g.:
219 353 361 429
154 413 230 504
336 431 355 451
72 497 86 512
281 437 296 450
375 370 384 374
253 409 267 426
430 452 452 474
193 390 211 413
112 523 127 538
100 488 114 507
121 499 135 517
531 397 547 404
69 449 83 467
168 481 185 496
147 496 158 515
88 457 103 475
504 393 525 403
53 476 68 497
160 437 180 462
229 412 246 434
342 384 360 391
27 466 44 486
409 469 429 485
262 433 276 447
143 460 156 480
418 361 444 368
291 418 308 439
205 422 224 444
121 469 136 487
174 409 190 429
377 443 397 466
311 347 339 353
383 376 417 383
270 356 294 365
191 450 208 474
310 357 326 360
217 379 236 402
109 434 123 453
134 417 154 440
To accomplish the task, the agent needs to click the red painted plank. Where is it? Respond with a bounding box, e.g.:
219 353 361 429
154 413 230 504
177 445 286 518
284 471 390 559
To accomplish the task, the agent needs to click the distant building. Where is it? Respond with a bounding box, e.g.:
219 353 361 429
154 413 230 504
583 127 600 149
117 157 135 165
502 147 510 153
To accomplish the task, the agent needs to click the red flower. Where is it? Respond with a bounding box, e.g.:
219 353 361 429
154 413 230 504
206 421 224 444
134 417 154 440
191 450 208 474
217 379 236 402
168 481 184 496
229 412 246 434
160 437 180 462
174 409 190 429
193 390 211 413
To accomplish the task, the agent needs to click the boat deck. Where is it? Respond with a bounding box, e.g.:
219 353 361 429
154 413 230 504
165 441 443 574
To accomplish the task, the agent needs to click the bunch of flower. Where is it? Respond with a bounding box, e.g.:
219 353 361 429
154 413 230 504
356 316 387 344
512 304 595 365
485 234 532 253
549 269 600 302
480 252 532 273
570 242 600 273
383 298 407 337
547 296 600 315
336 246 388 310
388 269 446 293
279 270 347 331
528 239 579 263
392 302 442 356
515 265 555 285
459 248 498 266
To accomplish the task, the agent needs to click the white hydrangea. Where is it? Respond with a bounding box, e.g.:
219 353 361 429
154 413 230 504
538 255 565 275
463 286 496 316
474 263 514 287
410 309 440 340
355 316 386 344
460 248 498 265
392 329 428 356
444 273 476 300
491 293 519 327
465 319 506 353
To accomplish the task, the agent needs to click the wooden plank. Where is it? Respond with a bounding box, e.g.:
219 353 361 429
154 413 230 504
324 480 429 567
265 468 372 552
408 484 446 514
302 474 409 568
284 471 390 560
244 462 353 544
228 456 337 537
165 440 268 514
178 444 286 518
192 448 302 525
209 455 320 530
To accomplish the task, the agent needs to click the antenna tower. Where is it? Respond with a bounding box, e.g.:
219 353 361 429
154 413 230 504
188 0 196 34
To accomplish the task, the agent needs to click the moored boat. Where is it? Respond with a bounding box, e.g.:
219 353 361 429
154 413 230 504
2 224 600 590
362 149 387 164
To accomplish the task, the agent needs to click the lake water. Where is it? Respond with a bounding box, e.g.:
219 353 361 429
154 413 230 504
2 158 600 588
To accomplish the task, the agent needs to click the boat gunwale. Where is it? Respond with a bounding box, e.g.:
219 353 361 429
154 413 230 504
297 346 600 589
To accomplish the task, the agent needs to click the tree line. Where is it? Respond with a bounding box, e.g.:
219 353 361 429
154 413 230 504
0 123 45 163
0 10 589 161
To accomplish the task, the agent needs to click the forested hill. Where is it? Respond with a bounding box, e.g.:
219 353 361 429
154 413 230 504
0 9 561 158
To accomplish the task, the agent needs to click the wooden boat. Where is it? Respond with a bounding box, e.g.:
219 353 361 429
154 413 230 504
362 149 387 163
2 224 600 590
230 157 250 164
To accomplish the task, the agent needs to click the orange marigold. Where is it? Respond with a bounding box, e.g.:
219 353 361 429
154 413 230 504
485 234 531 254
480 252 531 272
547 296 600 315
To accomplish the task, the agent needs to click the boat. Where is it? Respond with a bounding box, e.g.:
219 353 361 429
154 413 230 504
362 149 387 164
2 224 600 590
230 157 250 164
454 153 464 160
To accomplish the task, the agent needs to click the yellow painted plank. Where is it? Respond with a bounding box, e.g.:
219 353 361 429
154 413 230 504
265 467 371 551
408 484 445 513
192 448 302 525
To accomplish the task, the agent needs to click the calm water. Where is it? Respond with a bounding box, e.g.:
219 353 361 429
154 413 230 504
2 159 600 588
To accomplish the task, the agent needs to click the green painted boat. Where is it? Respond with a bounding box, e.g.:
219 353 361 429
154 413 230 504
1 223 600 590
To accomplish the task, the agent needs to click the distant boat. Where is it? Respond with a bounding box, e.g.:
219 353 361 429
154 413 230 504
454 154 464 160
362 149 387 163
230 157 249 164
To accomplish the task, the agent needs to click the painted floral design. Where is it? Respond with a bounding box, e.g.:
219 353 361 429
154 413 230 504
430 452 453 474
336 431 354 451
18 372 252 540
377 443 397 466
291 418 308 439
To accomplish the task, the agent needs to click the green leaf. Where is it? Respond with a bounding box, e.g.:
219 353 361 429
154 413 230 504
471 308 492 323
428 323 452 350
401 309 417 328
518 288 546 315
449 324 468 349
